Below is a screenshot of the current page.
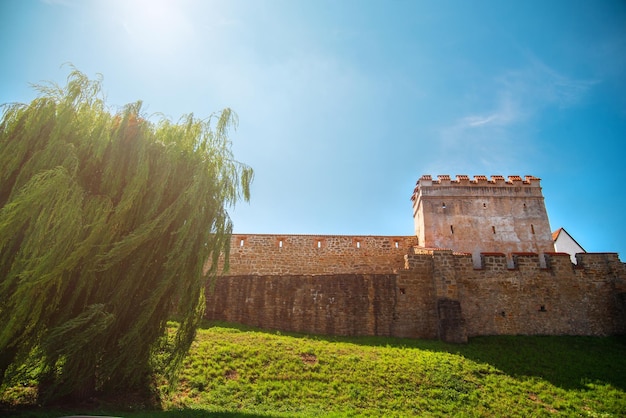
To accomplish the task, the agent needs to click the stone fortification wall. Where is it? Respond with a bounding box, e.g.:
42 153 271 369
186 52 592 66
415 250 626 339
206 242 626 341
205 274 408 337
221 234 418 275
204 175 624 341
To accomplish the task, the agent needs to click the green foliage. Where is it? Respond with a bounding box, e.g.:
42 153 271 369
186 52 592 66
0 68 253 402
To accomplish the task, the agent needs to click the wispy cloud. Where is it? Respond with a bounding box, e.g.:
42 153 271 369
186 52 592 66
430 57 598 174
499 56 599 110
458 93 522 129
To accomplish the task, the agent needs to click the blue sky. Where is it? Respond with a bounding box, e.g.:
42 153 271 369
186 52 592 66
1 0 625 257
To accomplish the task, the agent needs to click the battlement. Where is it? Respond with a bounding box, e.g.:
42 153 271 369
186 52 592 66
414 174 540 190
412 175 542 202
219 236 616 277
404 249 625 277
204 174 626 342
208 243 626 340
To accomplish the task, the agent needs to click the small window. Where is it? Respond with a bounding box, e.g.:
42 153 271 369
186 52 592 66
356 241 361 249
399 288 406 295
483 203 487 208
450 225 454 234
317 240 322 248
492 226 496 234
531 224 535 234
239 239 245 247
278 240 283 248
394 241 399 248
442 202 446 209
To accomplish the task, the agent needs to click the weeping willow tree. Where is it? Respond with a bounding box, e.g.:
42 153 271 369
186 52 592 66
0 68 253 402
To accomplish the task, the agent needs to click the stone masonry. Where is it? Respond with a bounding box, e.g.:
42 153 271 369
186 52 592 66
411 175 555 267
204 175 626 342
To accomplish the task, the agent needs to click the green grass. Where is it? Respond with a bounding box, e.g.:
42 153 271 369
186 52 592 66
3 322 626 417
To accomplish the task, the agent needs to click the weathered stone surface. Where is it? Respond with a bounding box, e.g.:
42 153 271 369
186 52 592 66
437 298 468 343
205 274 401 337
218 234 418 276
203 175 626 341
205 248 626 341
411 175 555 267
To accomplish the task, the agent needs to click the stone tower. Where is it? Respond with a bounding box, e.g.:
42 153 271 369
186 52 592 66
411 175 555 265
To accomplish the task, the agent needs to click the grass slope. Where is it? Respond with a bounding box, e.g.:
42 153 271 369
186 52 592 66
3 323 626 417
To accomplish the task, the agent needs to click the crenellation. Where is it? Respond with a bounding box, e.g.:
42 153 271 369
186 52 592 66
413 175 543 192
544 252 574 274
524 175 541 185
576 253 621 279
491 175 505 184
456 174 470 184
479 253 508 271
204 174 625 342
207 242 626 340
511 252 541 272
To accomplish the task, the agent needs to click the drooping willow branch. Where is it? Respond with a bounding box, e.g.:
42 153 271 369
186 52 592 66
0 67 253 401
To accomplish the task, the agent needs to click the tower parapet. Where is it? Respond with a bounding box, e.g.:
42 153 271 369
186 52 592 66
411 175 542 200
412 175 554 266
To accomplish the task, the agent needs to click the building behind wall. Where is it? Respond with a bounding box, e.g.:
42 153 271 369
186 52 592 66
553 227 586 264
411 175 555 266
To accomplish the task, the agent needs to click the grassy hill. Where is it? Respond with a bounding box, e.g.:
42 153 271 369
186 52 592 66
3 322 626 417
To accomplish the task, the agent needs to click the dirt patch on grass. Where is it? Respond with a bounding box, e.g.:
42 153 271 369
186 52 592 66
300 353 318 365
224 369 239 380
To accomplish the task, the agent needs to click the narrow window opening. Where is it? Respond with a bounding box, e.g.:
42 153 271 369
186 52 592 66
356 241 361 249
279 240 283 248
450 225 454 234
539 305 547 312
531 224 535 234
317 240 322 248
501 311 506 317
442 202 446 209
394 241 399 248
399 288 406 295
483 203 487 208
239 239 245 247
492 226 496 234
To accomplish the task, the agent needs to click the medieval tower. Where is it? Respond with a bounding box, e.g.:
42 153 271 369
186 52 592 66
411 175 555 266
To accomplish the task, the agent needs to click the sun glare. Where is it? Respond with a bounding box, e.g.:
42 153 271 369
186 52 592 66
116 0 192 54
